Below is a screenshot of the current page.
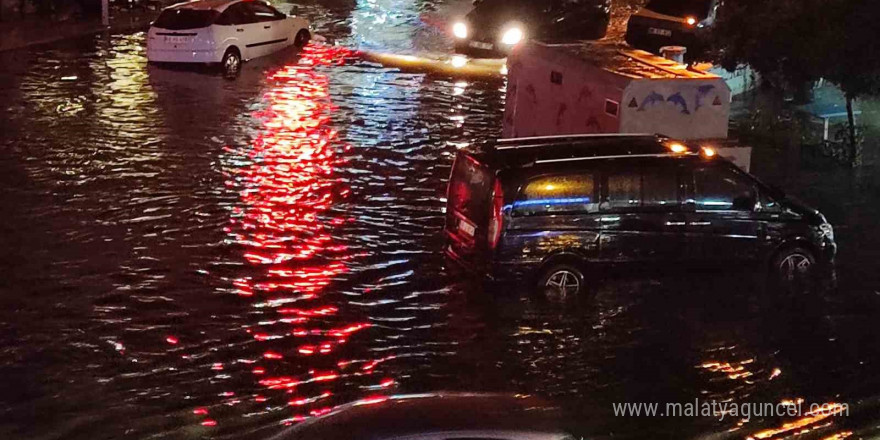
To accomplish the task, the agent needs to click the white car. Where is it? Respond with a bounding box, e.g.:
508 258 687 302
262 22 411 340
147 0 310 73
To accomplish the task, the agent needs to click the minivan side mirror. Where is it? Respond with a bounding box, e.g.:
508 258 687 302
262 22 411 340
767 184 786 200
732 190 757 211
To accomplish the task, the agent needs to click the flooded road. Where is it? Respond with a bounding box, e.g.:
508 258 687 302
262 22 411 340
2 1 880 439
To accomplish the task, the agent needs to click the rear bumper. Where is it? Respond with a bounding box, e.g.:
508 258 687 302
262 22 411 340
444 245 534 282
146 47 225 64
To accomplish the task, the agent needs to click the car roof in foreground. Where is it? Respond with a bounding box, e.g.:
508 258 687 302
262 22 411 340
269 392 569 440
166 0 239 12
464 133 699 169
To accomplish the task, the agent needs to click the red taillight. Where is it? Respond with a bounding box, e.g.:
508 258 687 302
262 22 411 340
487 179 504 250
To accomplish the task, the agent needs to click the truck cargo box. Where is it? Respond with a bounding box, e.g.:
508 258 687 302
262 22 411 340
503 42 731 140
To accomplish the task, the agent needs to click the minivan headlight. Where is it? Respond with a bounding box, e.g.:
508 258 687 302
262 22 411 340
818 223 834 241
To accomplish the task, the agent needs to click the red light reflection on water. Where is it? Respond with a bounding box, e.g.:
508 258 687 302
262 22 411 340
209 44 392 428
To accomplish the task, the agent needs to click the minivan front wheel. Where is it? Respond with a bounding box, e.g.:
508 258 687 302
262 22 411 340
537 264 587 302
771 247 817 294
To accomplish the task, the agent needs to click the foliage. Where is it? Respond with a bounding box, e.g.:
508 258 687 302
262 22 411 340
710 0 880 162
710 0 832 89
822 0 880 100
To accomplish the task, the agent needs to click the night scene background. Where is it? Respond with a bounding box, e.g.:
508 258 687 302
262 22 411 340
1 0 879 439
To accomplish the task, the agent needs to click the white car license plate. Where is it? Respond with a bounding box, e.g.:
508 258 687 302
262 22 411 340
164 36 189 44
468 41 494 50
648 27 672 37
458 219 476 237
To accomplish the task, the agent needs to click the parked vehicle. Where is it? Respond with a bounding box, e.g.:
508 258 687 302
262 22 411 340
452 0 611 58
445 134 836 300
625 0 719 55
267 393 573 440
146 0 310 75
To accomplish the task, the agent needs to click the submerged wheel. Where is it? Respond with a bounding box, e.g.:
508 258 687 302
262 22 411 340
771 247 817 294
537 264 587 302
294 29 311 48
221 47 241 77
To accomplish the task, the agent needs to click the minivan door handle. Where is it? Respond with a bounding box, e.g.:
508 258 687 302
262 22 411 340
236 28 244 32
264 25 271 29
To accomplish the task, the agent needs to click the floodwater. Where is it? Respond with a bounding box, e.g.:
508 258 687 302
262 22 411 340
1 1 880 439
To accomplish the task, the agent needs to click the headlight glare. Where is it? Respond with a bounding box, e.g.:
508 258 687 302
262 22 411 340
501 27 524 45
453 22 468 39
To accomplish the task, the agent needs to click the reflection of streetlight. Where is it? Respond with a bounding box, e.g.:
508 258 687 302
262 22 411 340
453 81 467 96
217 44 386 427
451 55 468 68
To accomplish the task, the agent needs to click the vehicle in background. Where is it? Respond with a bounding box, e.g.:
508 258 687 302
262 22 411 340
452 0 611 58
445 134 836 301
625 0 719 56
267 393 573 440
146 0 310 75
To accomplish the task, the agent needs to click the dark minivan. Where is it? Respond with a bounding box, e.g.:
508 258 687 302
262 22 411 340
452 0 611 58
445 135 836 300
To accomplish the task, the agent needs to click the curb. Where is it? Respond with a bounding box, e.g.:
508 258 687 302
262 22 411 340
0 13 157 52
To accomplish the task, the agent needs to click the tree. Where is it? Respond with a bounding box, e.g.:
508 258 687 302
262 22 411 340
710 0 880 162
823 0 880 161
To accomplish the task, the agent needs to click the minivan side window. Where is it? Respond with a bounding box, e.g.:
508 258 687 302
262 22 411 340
514 173 597 216
643 168 679 207
606 171 640 209
694 166 756 211
603 165 679 211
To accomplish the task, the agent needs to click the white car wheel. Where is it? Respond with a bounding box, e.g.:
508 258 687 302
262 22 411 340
221 48 241 77
294 29 311 48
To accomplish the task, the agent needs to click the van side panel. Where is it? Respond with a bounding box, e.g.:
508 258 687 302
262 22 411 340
497 167 603 279
500 214 602 277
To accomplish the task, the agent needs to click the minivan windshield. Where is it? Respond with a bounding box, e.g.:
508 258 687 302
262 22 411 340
153 9 220 30
645 0 712 19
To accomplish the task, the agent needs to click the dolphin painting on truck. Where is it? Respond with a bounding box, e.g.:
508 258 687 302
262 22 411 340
503 42 730 141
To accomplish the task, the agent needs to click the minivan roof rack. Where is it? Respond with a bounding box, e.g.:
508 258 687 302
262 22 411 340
493 133 662 151
496 133 658 144
470 134 694 168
